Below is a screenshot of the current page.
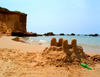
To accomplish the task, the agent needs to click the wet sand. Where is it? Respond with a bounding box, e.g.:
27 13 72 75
0 36 100 77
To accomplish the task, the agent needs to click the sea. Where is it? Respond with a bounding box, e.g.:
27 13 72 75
21 34 100 53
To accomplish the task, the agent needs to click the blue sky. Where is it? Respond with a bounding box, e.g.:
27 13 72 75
0 0 100 34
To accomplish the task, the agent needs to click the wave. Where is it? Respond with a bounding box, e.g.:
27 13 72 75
40 40 47 43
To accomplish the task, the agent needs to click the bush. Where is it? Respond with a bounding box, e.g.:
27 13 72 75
0 7 9 11
13 11 22 13
13 11 25 14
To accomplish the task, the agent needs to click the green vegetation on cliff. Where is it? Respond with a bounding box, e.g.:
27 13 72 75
0 6 26 14
0 7 9 11
13 11 25 14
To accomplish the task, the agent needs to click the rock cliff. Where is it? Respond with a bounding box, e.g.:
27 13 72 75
0 10 27 34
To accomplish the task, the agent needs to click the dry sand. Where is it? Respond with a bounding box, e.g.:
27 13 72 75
0 36 45 53
0 36 100 77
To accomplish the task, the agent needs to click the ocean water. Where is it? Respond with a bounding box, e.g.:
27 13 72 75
22 35 100 53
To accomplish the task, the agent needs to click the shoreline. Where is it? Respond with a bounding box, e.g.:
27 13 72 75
0 35 100 54
12 36 100 54
0 35 100 56
0 35 99 55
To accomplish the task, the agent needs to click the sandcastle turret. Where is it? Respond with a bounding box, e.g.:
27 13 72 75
50 38 57 46
62 39 74 55
71 39 77 47
62 39 68 49
71 39 77 50
57 38 63 46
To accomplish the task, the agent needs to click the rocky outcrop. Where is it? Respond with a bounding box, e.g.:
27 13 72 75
60 33 64 35
11 31 42 37
44 32 55 36
0 10 27 34
89 34 98 36
71 33 75 36
67 33 75 36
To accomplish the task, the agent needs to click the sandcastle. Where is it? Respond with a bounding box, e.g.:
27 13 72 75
51 38 84 55
43 38 87 62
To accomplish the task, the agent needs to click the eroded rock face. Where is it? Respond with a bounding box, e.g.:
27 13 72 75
6 29 13 34
0 22 7 33
0 11 27 34
43 38 86 62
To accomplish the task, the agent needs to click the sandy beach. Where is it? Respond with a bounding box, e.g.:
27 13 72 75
0 36 100 77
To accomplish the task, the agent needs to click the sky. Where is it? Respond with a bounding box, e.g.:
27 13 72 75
0 0 100 34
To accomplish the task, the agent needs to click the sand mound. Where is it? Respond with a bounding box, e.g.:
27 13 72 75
40 38 100 67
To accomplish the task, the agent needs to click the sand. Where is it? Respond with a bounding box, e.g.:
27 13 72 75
0 36 100 77
0 36 45 53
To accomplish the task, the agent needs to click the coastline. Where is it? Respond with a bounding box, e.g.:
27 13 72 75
0 35 100 77
1 35 99 56
15 36 100 54
3 36 100 55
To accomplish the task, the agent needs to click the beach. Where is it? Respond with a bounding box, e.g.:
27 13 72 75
0 35 100 77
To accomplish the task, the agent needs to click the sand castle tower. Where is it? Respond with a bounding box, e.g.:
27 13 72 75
43 38 86 62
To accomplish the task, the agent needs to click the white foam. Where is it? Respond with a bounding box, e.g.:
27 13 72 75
31 40 33 41
40 40 47 43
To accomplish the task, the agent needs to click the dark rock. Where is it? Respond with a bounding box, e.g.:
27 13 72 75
89 34 93 36
11 31 24 36
94 34 98 36
89 34 98 37
84 35 87 36
44 32 55 36
60 33 64 35
11 31 38 37
37 34 43 36
71 33 75 36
